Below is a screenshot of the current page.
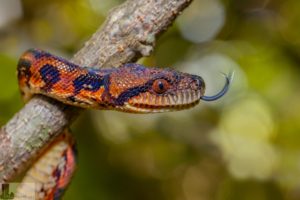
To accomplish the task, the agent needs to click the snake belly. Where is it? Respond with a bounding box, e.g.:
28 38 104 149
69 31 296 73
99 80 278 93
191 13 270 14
15 131 76 200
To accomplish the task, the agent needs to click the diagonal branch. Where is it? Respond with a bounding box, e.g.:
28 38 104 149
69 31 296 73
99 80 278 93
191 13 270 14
0 0 193 182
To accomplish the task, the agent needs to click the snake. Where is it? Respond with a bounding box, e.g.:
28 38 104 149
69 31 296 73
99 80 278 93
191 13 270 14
13 49 232 199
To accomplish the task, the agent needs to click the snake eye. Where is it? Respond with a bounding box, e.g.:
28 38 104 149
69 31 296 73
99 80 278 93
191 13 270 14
152 79 170 94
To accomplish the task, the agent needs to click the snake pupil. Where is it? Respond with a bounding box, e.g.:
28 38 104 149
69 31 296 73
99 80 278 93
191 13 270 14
158 82 164 90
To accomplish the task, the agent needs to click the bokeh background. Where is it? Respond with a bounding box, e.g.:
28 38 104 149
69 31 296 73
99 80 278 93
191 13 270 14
1 0 300 199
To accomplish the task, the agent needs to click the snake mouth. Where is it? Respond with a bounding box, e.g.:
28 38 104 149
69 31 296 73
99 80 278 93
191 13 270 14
123 90 202 113
123 100 200 113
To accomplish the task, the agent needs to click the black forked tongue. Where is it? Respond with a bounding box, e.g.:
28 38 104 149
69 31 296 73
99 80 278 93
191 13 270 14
200 71 234 101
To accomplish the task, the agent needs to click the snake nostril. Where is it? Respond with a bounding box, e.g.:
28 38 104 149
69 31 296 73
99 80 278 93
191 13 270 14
195 79 200 87
191 75 203 90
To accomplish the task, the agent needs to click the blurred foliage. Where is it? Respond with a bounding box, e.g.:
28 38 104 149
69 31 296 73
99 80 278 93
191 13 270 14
1 0 300 199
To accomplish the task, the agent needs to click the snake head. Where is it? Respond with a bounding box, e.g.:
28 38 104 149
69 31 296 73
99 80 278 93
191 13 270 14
108 64 206 113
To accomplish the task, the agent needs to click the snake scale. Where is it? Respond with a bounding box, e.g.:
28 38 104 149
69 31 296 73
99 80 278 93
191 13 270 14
13 49 232 199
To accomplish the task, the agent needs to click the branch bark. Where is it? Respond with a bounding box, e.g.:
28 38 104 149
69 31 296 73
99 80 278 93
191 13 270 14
0 0 193 182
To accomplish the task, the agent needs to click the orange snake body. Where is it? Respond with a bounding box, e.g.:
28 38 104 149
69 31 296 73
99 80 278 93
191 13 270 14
15 49 232 199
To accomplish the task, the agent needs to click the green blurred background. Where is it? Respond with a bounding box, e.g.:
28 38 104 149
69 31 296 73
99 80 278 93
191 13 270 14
1 0 300 199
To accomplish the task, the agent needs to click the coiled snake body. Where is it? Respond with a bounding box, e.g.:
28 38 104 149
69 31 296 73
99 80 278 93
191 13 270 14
14 49 232 199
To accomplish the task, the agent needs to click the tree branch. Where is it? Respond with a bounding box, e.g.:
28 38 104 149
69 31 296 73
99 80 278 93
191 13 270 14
0 0 193 182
